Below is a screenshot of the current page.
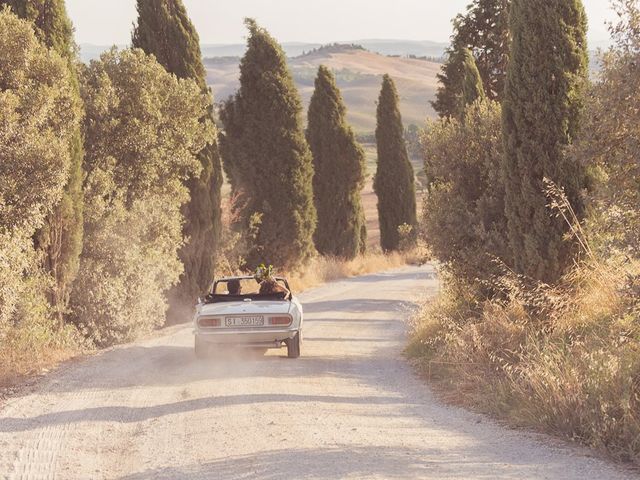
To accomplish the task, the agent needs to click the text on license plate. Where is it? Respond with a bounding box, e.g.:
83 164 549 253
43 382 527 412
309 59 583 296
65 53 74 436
225 316 264 327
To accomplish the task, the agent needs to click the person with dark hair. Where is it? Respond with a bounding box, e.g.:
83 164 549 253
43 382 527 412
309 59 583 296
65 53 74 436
227 279 242 295
258 278 289 297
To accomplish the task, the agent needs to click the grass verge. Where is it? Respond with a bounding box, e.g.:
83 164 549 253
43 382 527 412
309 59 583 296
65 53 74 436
287 250 410 292
0 321 81 389
406 259 640 465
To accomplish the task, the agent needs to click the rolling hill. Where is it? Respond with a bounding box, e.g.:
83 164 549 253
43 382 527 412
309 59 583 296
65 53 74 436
206 45 442 133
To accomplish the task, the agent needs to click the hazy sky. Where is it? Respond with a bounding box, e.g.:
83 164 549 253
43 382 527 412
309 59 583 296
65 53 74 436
67 0 616 48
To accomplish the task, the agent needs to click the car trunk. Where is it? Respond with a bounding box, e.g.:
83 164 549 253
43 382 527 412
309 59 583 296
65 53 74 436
198 300 291 317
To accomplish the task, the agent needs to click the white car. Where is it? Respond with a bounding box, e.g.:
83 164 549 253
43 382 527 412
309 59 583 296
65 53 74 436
193 276 303 358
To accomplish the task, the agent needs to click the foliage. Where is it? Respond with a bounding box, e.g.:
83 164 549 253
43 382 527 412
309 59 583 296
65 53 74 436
461 48 485 111
432 0 510 118
404 124 421 159
1 0 86 320
0 0 75 59
299 43 366 58
431 44 465 119
454 0 510 101
219 19 317 271
307 65 367 259
374 74 417 252
72 48 211 346
133 0 223 311
0 9 80 375
411 2 640 464
421 100 506 286
502 0 589 284
254 264 275 283
575 0 640 258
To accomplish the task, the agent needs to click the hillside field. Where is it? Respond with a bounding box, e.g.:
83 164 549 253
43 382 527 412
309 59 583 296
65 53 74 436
206 48 441 133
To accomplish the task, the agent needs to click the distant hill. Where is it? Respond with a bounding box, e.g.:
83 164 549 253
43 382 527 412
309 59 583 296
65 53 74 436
200 39 448 61
206 46 441 133
79 39 447 63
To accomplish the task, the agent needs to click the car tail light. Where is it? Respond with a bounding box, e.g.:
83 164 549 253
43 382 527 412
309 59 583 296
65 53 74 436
269 316 292 326
199 317 221 328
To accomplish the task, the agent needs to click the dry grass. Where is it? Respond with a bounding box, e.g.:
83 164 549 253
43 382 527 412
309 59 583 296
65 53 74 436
0 321 81 389
407 259 640 465
287 250 409 293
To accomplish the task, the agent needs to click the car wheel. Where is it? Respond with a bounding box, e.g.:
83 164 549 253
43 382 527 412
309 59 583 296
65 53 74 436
286 332 301 359
194 335 208 359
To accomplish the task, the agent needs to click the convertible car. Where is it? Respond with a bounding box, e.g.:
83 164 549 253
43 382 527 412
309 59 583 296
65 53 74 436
193 276 303 359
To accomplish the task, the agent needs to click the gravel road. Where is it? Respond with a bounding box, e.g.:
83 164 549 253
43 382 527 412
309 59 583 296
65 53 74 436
0 265 635 479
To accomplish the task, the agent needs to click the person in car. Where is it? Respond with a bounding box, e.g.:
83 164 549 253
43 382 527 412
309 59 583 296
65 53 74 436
227 279 242 295
258 278 289 297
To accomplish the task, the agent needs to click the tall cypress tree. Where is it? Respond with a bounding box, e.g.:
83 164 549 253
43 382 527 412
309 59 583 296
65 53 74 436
374 75 417 252
0 0 84 320
455 0 511 100
220 19 316 270
432 0 510 117
461 48 486 111
431 42 466 119
133 0 223 309
502 0 588 283
307 66 367 259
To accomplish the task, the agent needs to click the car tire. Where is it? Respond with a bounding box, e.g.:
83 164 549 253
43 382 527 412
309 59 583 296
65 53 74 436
286 332 301 359
194 335 208 359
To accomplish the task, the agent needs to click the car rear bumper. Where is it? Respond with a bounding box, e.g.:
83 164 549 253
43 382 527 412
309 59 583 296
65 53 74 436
194 328 299 348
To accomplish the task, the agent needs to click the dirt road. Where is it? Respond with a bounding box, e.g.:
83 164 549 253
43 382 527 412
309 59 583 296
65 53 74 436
0 266 634 479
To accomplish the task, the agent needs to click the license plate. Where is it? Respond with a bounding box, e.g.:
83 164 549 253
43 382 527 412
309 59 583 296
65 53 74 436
225 316 264 327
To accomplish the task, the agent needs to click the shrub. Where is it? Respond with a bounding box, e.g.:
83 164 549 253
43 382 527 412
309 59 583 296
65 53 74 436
0 9 81 383
421 100 507 289
72 48 211 346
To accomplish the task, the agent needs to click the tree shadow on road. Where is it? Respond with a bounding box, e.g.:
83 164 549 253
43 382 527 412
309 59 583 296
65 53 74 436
115 445 460 480
115 444 578 480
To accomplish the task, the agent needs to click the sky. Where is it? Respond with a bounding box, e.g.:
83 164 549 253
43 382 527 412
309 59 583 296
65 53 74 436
66 0 617 49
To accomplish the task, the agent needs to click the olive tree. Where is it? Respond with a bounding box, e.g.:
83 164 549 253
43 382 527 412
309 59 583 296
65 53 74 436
72 48 212 346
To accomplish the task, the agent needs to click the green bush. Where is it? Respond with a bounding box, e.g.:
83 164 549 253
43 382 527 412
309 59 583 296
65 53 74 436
0 9 79 332
421 100 507 288
72 48 211 346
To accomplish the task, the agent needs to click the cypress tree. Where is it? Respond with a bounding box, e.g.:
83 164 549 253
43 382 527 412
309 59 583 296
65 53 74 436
133 0 223 307
461 48 486 109
218 94 244 199
502 0 588 283
220 19 316 270
0 0 73 56
431 43 465 119
0 0 84 319
455 0 511 100
374 75 417 252
307 65 367 259
432 0 510 117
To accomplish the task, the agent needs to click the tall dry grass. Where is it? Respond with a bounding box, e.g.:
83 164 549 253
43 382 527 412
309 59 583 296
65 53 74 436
0 320 81 389
287 250 410 293
407 257 640 464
